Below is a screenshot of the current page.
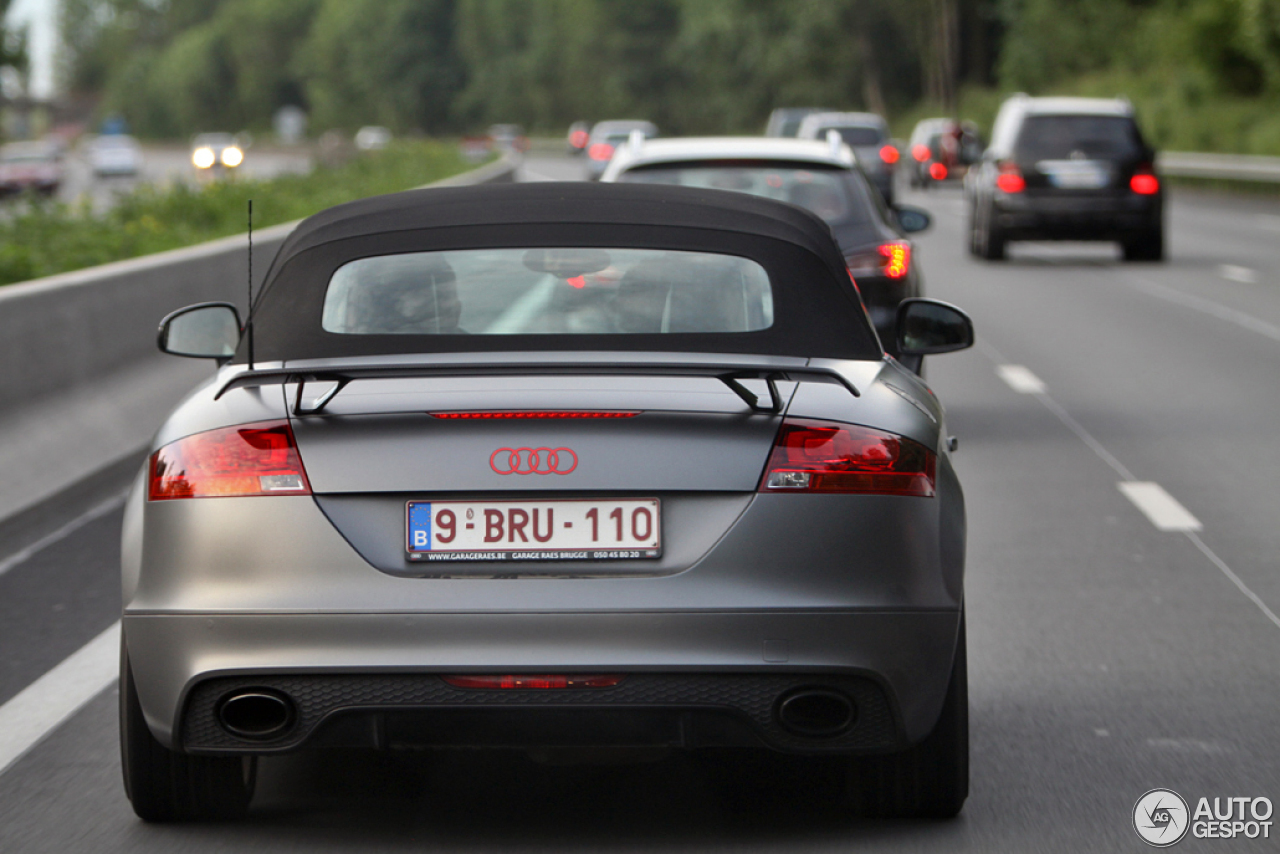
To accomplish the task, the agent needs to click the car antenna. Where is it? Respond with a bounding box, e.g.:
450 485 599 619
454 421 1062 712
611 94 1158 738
246 198 254 371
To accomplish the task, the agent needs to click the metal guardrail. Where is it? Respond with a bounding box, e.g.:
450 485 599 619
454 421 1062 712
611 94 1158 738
1157 151 1280 183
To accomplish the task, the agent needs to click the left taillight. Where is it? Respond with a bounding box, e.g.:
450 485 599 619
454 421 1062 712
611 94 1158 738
760 418 936 497
149 420 311 500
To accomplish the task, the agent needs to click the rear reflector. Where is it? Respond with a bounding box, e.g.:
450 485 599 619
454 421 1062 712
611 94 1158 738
760 418 936 497
928 162 948 180
431 411 639 419
149 420 310 500
442 675 625 690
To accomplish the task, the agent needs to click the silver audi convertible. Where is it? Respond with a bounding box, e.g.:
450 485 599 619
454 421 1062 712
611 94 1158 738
121 182 974 821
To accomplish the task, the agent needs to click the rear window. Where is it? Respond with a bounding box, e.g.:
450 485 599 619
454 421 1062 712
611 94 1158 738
322 248 774 336
1015 115 1142 161
617 162 877 230
819 126 884 147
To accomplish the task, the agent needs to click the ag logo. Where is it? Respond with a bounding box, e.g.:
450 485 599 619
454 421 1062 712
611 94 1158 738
1134 789 1190 847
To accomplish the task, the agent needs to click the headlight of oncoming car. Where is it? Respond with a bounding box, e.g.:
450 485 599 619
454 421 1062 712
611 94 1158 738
191 147 216 169
220 146 244 168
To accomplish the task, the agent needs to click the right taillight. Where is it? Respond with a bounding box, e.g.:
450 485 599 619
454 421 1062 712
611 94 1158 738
846 242 911 280
996 162 1025 193
760 418 936 497
1130 167 1159 195
149 420 311 500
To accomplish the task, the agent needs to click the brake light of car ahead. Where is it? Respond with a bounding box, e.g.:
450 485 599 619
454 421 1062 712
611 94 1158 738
149 420 311 500
588 143 615 161
879 144 900 164
1130 167 1159 195
911 144 931 162
995 162 1025 194
760 418 936 497
845 242 911 281
928 162 948 180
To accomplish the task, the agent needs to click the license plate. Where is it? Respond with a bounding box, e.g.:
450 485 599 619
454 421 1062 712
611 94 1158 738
1041 161 1109 189
406 499 661 562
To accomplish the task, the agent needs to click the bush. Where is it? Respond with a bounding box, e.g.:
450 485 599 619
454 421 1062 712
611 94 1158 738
0 140 474 287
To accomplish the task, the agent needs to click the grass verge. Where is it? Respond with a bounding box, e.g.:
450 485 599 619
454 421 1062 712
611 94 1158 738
0 140 475 287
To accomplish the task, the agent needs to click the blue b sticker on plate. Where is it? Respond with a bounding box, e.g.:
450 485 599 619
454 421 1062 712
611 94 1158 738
407 502 432 551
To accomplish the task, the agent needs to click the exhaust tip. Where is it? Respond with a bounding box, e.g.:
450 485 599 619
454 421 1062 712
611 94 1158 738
776 689 856 737
216 689 296 740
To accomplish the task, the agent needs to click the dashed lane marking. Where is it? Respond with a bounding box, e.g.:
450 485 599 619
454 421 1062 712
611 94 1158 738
0 621 119 778
1118 481 1203 532
989 349 1278 630
996 364 1047 394
1218 264 1258 284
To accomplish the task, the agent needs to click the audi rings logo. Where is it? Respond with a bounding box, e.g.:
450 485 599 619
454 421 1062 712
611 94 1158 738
490 447 578 475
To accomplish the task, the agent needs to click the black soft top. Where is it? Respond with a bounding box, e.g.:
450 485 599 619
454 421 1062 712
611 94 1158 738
246 182 881 363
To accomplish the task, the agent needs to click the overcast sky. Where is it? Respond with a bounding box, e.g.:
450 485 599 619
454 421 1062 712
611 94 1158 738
7 0 57 99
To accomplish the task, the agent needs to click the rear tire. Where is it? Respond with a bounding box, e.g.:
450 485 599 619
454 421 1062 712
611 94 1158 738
121 643 255 822
844 613 968 819
978 205 1006 260
1122 228 1164 262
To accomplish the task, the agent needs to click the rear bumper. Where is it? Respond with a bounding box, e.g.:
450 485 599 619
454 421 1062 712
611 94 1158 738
123 608 961 754
994 193 1161 239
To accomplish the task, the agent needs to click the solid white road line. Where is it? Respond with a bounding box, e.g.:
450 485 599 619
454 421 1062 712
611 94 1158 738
0 621 119 778
1217 264 1258 284
996 364 1046 394
1186 532 1280 631
1118 481 1203 532
0 493 126 578
1130 278 1280 342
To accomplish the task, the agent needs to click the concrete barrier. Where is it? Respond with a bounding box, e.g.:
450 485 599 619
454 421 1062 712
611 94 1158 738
0 155 517 412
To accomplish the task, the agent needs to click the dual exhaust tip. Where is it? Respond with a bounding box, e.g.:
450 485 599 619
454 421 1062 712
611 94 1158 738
216 689 296 740
216 685 855 742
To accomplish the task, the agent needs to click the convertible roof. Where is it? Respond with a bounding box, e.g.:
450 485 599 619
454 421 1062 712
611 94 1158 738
267 181 847 279
247 181 881 364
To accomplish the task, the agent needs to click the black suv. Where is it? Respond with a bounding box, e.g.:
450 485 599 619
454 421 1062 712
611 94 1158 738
967 96 1163 261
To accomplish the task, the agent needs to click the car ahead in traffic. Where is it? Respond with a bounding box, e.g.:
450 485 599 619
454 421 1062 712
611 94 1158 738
796 112 898 205
88 134 142 177
0 141 63 196
764 107 833 138
487 124 530 155
600 136 932 359
190 133 245 175
967 95 1164 261
907 119 984 188
124 182 974 822
583 120 658 180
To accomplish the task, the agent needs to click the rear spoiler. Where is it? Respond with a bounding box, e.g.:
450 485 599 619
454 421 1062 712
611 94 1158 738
214 361 860 416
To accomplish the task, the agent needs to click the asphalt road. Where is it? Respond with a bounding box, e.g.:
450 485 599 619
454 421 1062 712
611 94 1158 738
1 157 1278 851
